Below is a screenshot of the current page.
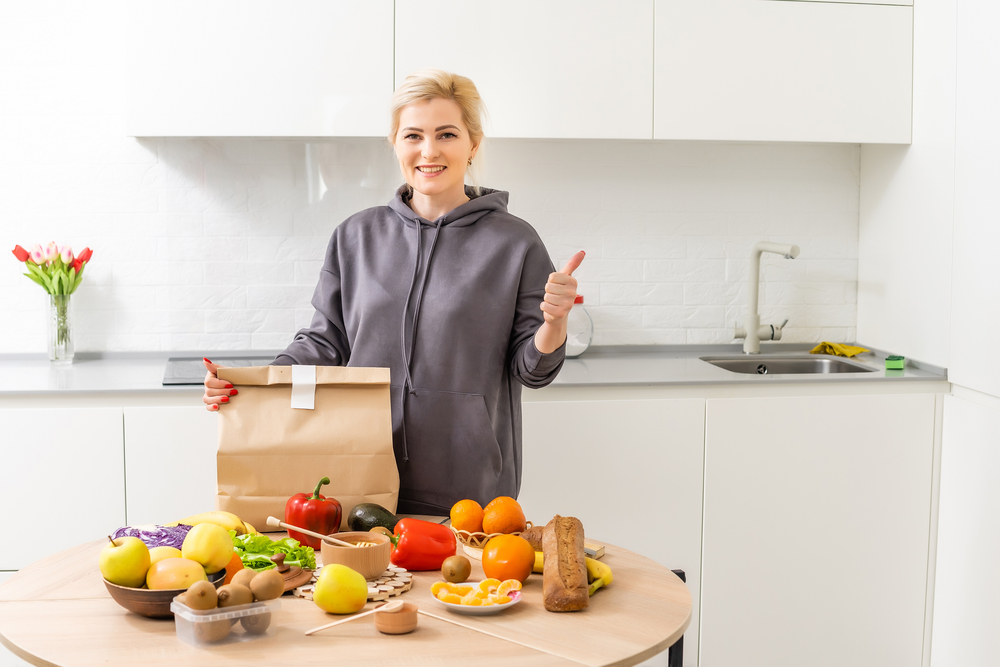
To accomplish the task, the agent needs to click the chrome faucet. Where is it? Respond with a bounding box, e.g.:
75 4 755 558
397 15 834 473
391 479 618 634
734 241 800 354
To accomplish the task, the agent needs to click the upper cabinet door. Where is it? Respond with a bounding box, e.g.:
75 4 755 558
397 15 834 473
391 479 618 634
654 0 913 143
127 1 394 137
395 1 654 140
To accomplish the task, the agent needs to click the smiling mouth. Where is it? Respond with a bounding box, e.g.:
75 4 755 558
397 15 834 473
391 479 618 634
417 166 445 173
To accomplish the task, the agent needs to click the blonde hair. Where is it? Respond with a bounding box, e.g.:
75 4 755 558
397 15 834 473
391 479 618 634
389 69 487 194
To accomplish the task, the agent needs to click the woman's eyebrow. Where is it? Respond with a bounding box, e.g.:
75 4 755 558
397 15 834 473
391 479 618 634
401 125 461 132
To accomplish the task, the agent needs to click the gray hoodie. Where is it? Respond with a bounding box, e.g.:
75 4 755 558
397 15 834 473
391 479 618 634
273 185 565 514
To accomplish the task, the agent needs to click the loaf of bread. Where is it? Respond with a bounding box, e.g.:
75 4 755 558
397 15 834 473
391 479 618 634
542 515 589 612
520 525 544 551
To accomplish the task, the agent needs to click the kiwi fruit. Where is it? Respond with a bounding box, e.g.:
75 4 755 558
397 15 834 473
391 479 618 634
183 580 218 610
249 568 285 601
230 568 257 589
441 555 471 583
216 583 253 608
240 612 272 635
193 618 231 643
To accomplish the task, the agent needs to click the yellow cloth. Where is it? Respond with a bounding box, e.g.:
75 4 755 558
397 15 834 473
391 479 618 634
810 342 869 358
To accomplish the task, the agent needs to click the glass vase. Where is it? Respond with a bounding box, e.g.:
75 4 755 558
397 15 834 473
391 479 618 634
48 294 74 365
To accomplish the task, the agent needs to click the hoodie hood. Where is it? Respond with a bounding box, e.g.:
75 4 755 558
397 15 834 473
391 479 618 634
388 185 509 228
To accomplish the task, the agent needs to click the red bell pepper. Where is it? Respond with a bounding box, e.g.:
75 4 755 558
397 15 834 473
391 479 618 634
389 518 457 571
284 477 342 550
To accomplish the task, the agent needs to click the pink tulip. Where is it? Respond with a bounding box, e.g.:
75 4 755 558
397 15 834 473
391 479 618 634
30 245 44 264
60 246 73 264
43 242 58 262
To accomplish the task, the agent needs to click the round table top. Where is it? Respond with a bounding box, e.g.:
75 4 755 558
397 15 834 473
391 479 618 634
0 532 690 667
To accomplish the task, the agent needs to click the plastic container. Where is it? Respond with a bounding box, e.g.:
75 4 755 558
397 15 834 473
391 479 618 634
170 597 281 647
566 295 593 358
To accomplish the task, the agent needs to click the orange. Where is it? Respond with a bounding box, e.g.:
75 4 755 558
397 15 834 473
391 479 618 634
450 499 485 533
482 496 527 534
481 534 535 583
222 552 245 585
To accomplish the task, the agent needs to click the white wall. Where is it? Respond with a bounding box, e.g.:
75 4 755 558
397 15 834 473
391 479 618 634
0 0 860 354
857 0 956 369
949 0 1000 398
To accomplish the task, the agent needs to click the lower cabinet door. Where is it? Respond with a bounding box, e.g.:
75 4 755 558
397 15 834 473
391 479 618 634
0 408 125 570
521 397 705 667
701 394 935 667
124 407 218 526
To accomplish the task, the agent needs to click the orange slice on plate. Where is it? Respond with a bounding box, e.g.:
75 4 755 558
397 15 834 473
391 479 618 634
496 579 521 597
479 578 501 595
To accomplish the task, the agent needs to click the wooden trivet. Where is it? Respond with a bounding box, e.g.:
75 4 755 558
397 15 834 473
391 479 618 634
293 564 412 602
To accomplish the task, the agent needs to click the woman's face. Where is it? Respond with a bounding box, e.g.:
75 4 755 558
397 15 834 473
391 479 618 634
393 97 478 200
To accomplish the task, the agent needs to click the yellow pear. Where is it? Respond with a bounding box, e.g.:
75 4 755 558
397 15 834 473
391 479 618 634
148 546 182 566
313 564 367 614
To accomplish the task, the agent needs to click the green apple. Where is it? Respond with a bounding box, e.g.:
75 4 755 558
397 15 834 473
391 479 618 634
99 536 151 588
313 564 367 614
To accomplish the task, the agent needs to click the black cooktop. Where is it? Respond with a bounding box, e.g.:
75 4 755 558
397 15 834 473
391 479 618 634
162 356 275 385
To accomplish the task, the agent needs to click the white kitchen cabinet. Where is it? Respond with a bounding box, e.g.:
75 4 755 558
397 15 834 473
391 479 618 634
701 393 936 667
0 408 125 570
395 0 654 139
654 0 913 143
520 398 704 666
124 407 218 526
127 1 394 136
931 394 1000 666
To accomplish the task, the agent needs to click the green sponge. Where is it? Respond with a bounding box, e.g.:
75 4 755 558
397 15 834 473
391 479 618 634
885 355 905 370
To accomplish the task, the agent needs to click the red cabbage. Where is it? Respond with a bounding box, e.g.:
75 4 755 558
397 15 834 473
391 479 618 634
111 524 192 549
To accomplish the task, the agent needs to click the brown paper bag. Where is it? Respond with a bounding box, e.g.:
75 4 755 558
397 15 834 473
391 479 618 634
215 365 398 531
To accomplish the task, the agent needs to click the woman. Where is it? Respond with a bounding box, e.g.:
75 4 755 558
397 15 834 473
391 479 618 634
203 69 583 514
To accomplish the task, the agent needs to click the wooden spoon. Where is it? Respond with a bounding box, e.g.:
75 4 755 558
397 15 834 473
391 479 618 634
305 600 404 636
266 516 359 548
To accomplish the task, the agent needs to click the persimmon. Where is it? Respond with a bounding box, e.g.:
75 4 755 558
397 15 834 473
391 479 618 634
481 534 534 583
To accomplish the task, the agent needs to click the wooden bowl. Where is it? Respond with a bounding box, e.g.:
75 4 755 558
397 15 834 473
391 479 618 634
103 569 226 619
374 601 418 634
320 531 392 580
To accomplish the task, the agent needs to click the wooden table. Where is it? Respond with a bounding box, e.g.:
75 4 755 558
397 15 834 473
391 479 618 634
0 535 690 667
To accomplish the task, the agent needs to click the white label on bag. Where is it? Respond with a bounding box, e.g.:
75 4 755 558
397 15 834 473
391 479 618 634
290 365 316 410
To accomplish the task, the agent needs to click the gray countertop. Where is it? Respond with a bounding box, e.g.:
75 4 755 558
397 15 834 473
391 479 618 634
0 344 946 395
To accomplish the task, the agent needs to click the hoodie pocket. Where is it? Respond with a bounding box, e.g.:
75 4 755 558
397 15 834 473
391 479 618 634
397 387 502 509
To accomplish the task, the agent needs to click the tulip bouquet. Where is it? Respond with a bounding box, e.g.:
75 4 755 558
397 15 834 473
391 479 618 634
11 242 94 364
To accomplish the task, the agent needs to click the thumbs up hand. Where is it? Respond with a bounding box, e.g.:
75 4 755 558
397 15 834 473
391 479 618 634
540 250 585 325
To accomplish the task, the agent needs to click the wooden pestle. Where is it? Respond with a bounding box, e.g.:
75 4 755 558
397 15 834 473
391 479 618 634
265 516 359 548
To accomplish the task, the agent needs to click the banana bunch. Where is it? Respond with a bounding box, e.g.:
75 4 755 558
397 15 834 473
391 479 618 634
531 551 613 596
164 510 258 536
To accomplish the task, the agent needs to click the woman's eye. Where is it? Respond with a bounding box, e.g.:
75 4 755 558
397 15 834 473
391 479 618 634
440 132 457 139
404 133 420 140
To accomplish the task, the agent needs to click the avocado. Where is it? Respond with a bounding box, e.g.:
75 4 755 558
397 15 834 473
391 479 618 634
347 503 400 532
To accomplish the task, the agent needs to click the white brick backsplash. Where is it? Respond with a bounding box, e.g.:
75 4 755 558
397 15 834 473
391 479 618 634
601 283 683 306
644 306 726 329
247 285 314 310
684 282 748 306
646 260 727 283
605 236 685 260
0 10 862 352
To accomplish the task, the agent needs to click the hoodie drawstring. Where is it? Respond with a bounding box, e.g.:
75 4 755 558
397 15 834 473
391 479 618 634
398 216 445 462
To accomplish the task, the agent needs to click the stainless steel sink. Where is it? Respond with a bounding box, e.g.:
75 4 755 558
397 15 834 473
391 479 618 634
700 355 877 375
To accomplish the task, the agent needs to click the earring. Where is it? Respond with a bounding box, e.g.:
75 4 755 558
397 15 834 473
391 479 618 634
468 158 473 166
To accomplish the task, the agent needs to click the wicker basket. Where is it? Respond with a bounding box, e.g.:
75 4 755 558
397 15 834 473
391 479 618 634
450 522 533 554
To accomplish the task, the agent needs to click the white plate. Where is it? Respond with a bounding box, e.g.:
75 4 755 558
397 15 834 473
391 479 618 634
430 588 522 615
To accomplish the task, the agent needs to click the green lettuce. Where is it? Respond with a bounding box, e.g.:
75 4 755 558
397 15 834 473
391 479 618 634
230 531 317 571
